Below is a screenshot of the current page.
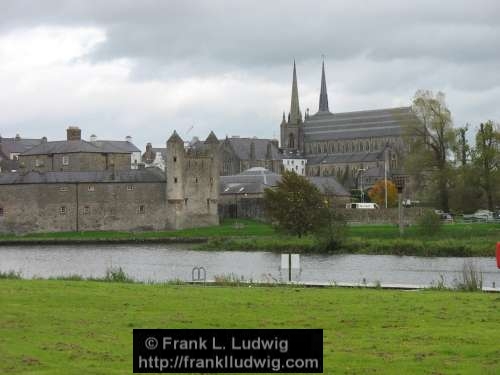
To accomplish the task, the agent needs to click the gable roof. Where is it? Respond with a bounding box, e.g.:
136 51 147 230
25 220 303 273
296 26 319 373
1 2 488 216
0 137 45 156
224 138 282 160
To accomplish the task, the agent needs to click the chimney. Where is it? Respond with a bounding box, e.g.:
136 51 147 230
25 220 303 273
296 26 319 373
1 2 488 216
90 134 97 142
41 136 47 143
67 126 81 141
126 135 132 143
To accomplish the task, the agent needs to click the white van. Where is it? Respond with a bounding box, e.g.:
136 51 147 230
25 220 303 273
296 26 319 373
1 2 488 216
345 202 380 209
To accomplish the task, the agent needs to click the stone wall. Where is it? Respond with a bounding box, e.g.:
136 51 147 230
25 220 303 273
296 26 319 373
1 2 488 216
339 207 425 225
0 182 168 234
19 153 131 172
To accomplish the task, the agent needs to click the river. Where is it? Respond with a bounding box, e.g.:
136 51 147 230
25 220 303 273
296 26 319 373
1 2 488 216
1 244 499 289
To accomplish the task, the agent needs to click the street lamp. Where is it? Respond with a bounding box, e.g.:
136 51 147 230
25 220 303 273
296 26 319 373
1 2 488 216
393 175 406 236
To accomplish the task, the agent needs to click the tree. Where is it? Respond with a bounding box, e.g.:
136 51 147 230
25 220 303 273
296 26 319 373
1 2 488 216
264 171 325 237
405 90 456 211
472 121 500 211
367 180 398 207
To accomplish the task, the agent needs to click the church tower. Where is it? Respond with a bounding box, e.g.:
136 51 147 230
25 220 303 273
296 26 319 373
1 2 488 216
280 60 303 152
318 59 330 114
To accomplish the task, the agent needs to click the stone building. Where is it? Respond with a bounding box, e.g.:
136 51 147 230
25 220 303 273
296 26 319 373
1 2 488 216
18 127 141 173
280 61 416 187
0 134 45 172
192 136 282 176
0 131 220 233
219 167 350 219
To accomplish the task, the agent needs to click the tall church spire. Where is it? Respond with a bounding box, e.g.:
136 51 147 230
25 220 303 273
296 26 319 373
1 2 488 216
289 60 302 124
318 59 330 113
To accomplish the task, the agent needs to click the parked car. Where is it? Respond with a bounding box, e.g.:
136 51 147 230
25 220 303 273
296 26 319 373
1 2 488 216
463 210 495 222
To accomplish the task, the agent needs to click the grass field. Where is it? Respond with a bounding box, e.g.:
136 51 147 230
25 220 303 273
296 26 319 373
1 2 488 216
0 279 499 374
1 219 499 256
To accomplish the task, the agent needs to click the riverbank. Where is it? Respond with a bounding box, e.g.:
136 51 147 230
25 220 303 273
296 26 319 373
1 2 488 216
0 220 498 256
1 279 498 374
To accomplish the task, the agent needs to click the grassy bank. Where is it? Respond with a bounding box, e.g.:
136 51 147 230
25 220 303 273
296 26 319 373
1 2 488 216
200 221 500 256
1 220 499 256
0 279 499 374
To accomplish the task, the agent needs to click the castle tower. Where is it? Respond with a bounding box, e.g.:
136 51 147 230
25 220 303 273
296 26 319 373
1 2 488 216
204 131 221 209
166 131 185 228
280 61 303 152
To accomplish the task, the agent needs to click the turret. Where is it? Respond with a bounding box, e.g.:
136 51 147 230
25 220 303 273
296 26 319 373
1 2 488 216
166 131 185 201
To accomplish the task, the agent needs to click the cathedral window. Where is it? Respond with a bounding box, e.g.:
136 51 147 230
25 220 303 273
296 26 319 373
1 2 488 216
288 133 295 148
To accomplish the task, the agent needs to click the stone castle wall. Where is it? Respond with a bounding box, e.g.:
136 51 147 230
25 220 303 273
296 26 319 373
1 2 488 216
0 182 168 234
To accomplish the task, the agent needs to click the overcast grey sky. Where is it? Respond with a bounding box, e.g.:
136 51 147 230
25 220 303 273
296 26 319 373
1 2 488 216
1 0 499 148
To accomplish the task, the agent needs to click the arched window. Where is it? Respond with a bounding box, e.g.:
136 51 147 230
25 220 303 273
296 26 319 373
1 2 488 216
288 133 295 148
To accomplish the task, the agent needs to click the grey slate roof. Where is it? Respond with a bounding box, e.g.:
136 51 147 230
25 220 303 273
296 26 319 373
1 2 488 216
91 140 141 153
307 151 384 165
304 106 417 141
0 168 165 185
220 167 348 196
225 138 282 160
21 139 138 155
0 137 44 156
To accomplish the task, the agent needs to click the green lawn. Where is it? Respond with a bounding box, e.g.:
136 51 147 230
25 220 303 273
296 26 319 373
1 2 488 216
1 220 499 256
0 280 499 374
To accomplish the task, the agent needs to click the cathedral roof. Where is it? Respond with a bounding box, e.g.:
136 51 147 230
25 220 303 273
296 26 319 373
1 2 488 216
307 151 384 165
226 138 282 161
304 106 417 141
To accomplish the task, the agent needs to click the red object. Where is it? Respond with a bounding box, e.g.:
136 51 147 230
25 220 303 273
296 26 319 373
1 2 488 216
497 242 500 269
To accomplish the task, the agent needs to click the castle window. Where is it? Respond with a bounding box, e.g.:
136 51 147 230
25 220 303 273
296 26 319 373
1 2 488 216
127 185 134 191
59 186 68 192
0 207 3 216
139 205 145 214
83 206 90 215
210 177 214 184
173 156 177 162
60 206 66 215
195 177 198 183
174 177 178 183
62 156 69 165
88 185 95 192
184 198 188 205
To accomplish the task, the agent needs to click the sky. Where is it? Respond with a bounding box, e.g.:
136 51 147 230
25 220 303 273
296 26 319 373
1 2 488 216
1 0 499 149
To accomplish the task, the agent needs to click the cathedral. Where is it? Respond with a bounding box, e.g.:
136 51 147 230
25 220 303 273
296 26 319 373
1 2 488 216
280 61 415 186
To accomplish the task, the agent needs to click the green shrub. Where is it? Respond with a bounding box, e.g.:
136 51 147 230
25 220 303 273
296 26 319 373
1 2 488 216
0 270 22 279
416 210 442 236
313 208 347 252
104 267 134 283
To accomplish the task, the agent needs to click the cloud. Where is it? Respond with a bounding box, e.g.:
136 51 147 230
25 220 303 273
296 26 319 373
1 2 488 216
0 0 499 149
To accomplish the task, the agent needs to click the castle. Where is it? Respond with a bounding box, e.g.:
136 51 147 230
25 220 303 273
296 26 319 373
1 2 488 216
280 61 415 185
0 128 220 233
